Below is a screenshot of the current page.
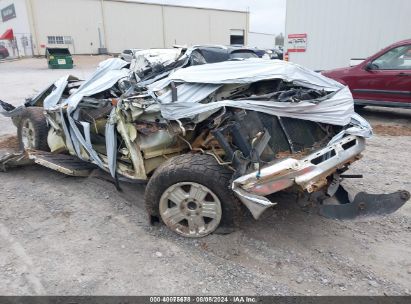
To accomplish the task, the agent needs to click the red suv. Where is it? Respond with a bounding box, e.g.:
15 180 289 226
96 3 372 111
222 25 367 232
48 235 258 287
322 39 411 109
0 45 9 59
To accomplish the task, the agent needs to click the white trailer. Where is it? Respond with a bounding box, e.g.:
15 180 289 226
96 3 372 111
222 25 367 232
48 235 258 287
248 32 276 49
285 0 411 70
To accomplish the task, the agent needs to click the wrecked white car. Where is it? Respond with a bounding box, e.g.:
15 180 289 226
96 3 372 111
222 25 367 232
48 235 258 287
0 52 409 238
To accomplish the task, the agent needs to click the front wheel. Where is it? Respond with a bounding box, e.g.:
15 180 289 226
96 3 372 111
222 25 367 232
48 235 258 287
145 154 243 238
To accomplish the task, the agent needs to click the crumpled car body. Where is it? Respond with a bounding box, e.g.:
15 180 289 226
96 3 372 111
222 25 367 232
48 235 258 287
0 49 409 238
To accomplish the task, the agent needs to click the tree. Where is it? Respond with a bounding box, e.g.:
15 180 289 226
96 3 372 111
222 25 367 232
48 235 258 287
275 33 284 47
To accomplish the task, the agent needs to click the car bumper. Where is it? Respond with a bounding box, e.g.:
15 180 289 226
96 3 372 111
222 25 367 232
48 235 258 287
232 135 365 219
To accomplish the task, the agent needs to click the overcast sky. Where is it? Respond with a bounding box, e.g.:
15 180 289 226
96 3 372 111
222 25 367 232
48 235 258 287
139 0 286 35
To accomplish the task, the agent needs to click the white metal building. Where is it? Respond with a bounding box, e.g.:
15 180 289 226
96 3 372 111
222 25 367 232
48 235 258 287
248 32 275 49
285 0 411 70
0 0 249 56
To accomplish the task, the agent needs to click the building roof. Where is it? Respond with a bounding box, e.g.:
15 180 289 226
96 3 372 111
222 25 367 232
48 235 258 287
106 0 248 14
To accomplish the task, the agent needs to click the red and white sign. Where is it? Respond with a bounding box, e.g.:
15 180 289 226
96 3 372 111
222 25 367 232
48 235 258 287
0 28 14 40
288 33 307 52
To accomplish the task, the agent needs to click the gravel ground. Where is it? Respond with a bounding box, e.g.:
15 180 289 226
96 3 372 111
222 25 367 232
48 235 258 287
0 57 410 295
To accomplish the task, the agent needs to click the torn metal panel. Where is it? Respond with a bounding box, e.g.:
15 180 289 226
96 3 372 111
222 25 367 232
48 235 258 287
158 86 358 127
150 59 345 91
319 186 410 220
43 76 70 109
232 135 366 219
41 59 129 111
59 108 75 155
147 59 370 131
232 187 276 219
105 108 117 178
64 59 129 110
328 113 373 144
28 150 97 177
41 59 131 172
115 106 147 180
155 83 221 105
0 152 33 172
0 100 19 117
131 48 183 75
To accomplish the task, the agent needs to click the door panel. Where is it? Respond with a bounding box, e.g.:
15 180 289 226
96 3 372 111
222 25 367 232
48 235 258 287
350 44 411 104
351 70 411 103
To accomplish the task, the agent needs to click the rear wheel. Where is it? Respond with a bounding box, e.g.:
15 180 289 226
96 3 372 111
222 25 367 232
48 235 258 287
145 154 243 238
17 107 49 151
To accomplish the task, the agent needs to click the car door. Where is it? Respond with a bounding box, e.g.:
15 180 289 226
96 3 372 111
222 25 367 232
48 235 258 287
350 44 411 105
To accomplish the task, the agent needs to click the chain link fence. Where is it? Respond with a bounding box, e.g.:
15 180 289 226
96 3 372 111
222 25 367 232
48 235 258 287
0 33 34 60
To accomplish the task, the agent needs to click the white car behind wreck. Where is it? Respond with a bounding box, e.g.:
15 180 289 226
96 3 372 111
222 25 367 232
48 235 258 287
0 53 409 238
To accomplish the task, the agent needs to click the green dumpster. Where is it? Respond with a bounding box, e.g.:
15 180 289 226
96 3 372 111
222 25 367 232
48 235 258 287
46 48 73 69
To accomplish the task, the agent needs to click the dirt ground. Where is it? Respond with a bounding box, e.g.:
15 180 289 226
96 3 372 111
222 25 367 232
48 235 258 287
0 57 410 295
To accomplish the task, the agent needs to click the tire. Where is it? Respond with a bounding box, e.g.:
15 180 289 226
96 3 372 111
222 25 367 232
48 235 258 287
17 107 49 151
145 153 243 237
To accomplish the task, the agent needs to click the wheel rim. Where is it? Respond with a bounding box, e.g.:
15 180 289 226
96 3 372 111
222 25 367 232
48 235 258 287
159 182 222 237
21 119 36 149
